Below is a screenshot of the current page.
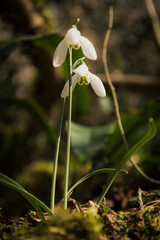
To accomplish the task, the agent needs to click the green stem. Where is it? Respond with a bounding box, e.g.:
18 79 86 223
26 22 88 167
64 48 73 210
50 98 66 212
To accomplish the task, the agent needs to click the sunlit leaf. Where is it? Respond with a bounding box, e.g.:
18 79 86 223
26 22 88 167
71 121 114 163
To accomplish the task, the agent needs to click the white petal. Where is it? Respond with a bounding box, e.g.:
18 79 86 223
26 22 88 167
79 36 97 60
61 74 78 98
89 72 106 97
65 28 81 45
74 64 89 76
53 39 68 67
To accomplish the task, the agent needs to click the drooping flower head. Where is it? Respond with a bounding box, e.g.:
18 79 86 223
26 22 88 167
61 64 106 98
53 27 97 67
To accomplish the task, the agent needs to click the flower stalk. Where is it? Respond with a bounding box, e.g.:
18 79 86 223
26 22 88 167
52 20 105 211
50 98 66 213
72 18 80 27
63 47 73 210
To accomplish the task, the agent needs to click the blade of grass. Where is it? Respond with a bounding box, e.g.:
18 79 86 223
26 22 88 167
50 98 66 213
68 168 127 196
0 172 27 190
0 173 44 220
97 118 157 205
0 174 53 218
22 192 45 221
0 178 45 217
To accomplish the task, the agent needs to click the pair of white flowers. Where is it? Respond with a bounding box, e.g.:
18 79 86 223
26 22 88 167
53 27 106 98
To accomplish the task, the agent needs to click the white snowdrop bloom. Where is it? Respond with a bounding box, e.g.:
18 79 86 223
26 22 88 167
61 64 106 98
53 28 97 67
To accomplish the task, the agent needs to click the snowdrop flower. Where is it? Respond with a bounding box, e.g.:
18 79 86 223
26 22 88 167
61 64 106 98
53 27 97 67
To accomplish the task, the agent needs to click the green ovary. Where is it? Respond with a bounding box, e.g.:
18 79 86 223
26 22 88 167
78 75 90 86
68 43 80 50
74 43 80 50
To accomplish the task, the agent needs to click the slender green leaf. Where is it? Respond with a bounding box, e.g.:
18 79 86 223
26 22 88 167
68 168 128 196
0 178 44 218
97 118 157 204
104 113 144 163
0 172 25 190
22 192 45 221
0 173 53 219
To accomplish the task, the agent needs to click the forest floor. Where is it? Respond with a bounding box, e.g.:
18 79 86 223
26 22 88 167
1 192 160 240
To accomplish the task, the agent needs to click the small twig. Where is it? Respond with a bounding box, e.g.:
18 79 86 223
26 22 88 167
145 0 160 46
141 190 160 198
138 188 144 210
102 6 160 185
68 197 81 213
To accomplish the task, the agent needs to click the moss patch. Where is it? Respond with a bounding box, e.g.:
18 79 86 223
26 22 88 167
1 201 160 240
